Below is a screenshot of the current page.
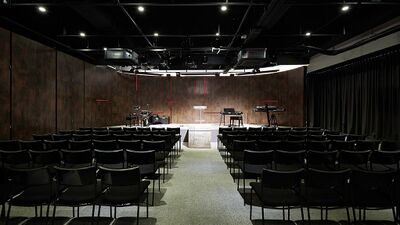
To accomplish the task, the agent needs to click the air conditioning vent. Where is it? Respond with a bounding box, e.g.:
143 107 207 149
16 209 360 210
236 48 269 68
104 48 139 66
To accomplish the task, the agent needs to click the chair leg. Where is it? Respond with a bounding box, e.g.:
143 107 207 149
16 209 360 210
262 206 265 225
346 207 350 225
250 188 253 220
152 178 155 206
136 203 140 225
52 203 57 225
35 206 38 217
300 207 304 222
72 206 75 217
146 188 149 218
307 207 311 224
114 207 117 219
5 203 11 225
109 206 112 218
97 205 101 224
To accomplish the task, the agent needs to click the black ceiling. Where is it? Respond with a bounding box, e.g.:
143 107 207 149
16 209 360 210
1 0 400 70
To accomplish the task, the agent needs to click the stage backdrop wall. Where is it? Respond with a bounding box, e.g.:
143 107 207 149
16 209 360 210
0 26 305 139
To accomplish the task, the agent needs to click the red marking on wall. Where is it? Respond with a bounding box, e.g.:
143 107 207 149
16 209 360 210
95 99 110 103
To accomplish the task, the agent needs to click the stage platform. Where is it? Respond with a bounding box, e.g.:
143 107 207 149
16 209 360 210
113 123 263 149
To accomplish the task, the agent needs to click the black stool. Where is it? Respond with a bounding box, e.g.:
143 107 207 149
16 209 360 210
229 116 243 127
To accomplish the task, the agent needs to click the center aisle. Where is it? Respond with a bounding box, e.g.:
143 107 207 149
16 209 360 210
153 146 252 225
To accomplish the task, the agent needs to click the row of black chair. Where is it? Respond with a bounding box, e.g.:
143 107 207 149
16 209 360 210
1 165 149 225
250 168 398 224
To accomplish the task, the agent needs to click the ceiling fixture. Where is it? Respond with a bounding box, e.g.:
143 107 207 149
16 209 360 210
137 6 145 12
341 5 350 12
37 6 47 13
216 32 220 36
154 32 159 37
103 47 107 51
220 5 228 12
305 32 311 37
79 32 86 37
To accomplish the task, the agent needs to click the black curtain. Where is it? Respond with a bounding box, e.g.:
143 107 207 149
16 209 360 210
307 46 400 141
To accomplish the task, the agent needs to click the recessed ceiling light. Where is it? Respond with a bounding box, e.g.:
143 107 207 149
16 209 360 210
154 32 159 37
103 47 107 51
79 32 86 37
305 32 311 37
220 5 228 12
216 32 220 36
37 6 47 13
138 6 145 12
341 5 350 12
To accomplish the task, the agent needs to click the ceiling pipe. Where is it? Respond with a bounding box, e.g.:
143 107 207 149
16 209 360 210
8 2 267 6
228 3 252 48
117 0 153 47
303 24 400 55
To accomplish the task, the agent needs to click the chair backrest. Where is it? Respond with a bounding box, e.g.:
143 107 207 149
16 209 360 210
72 134 92 141
109 130 125 135
305 168 350 191
58 130 74 135
356 140 380 151
0 150 31 167
290 130 307 136
337 150 371 166
369 150 400 170
244 150 274 166
126 150 156 166
69 140 92 150
307 135 326 141
380 140 400 151
330 140 355 151
307 140 329 151
75 130 91 135
92 134 112 141
151 127 165 132
132 134 152 142
99 166 141 186
274 150 306 169
257 140 281 151
30 149 61 167
94 149 125 167
93 130 109 136
79 127 92 131
19 140 43 151
109 127 122 131
346 134 366 141
261 168 304 189
9 166 51 186
167 127 180 134
350 170 396 201
232 140 256 152
44 140 69 150
60 149 93 167
93 140 118 150
287 134 306 141
327 134 346 141
118 140 141 150
0 140 21 151
52 134 72 141
248 127 262 132
324 130 340 135
113 134 132 141
280 140 305 151
306 150 338 170
307 130 324 136
54 165 97 186
32 134 53 142
142 140 165 152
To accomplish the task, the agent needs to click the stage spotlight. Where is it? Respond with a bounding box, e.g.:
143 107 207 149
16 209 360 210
79 32 86 37
220 5 227 12
38 6 47 13
305 32 311 37
341 5 350 12
138 6 145 12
